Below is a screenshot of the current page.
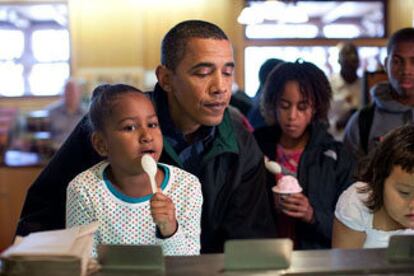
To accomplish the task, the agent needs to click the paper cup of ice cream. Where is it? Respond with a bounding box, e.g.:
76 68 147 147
272 175 302 211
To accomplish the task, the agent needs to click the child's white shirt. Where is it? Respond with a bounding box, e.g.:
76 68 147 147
335 182 414 248
66 161 203 256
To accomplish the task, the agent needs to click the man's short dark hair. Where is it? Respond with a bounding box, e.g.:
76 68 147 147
161 20 228 71
387 27 414 55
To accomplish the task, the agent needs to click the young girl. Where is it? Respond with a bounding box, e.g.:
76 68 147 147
254 60 355 249
333 125 414 248
66 84 202 256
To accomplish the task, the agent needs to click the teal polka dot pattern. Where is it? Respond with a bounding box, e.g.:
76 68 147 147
66 161 202 257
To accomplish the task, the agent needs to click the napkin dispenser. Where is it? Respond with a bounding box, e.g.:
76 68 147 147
387 235 414 263
98 244 164 274
224 238 293 271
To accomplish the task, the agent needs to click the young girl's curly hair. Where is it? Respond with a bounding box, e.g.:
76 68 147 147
358 125 414 211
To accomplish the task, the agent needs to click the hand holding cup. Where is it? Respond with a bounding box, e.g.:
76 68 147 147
272 175 302 212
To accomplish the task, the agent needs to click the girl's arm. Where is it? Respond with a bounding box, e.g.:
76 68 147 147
154 173 202 256
309 144 356 242
332 217 366 248
181 179 203 254
66 181 95 228
66 178 100 257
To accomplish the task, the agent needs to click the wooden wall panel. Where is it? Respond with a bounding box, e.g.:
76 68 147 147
0 166 42 252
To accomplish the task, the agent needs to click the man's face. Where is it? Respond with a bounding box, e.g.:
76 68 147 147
160 38 234 135
339 47 359 72
385 41 414 98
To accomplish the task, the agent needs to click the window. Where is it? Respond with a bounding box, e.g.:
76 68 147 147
244 46 386 97
239 1 386 39
0 30 25 96
239 0 387 97
0 4 69 97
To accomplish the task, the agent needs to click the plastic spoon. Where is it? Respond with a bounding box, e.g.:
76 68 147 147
265 159 282 175
141 154 158 194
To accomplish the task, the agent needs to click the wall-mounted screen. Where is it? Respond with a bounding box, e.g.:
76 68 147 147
239 1 386 39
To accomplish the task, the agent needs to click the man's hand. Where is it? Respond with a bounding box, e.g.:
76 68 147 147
150 192 178 237
280 193 314 223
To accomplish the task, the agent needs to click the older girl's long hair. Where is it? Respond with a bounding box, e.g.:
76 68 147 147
260 60 332 126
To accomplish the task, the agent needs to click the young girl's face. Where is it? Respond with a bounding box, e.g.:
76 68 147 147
383 165 414 229
276 80 313 141
93 92 163 175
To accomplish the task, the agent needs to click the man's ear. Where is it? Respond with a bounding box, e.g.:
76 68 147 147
91 132 108 157
156 65 172 92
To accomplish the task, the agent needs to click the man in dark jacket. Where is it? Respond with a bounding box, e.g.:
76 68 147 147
17 20 276 253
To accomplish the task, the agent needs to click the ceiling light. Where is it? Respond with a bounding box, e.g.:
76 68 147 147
323 24 360 38
246 24 318 39
237 5 263 25
279 3 309 24
238 0 309 25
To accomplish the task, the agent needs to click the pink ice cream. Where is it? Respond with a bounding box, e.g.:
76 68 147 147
272 175 302 194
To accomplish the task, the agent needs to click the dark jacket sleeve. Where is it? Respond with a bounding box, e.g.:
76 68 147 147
16 116 103 236
222 120 277 241
299 143 355 249
318 145 354 238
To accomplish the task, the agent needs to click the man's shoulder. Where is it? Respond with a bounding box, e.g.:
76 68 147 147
349 103 376 137
226 107 254 135
329 73 344 88
345 107 362 133
224 109 265 163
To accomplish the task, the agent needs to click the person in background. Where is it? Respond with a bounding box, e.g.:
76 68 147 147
329 42 362 140
248 58 284 129
254 60 355 249
344 28 414 162
17 20 276 254
66 84 202 256
229 82 255 133
46 79 87 150
333 125 414 248
230 82 253 117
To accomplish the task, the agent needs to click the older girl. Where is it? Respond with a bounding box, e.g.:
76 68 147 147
254 60 355 249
